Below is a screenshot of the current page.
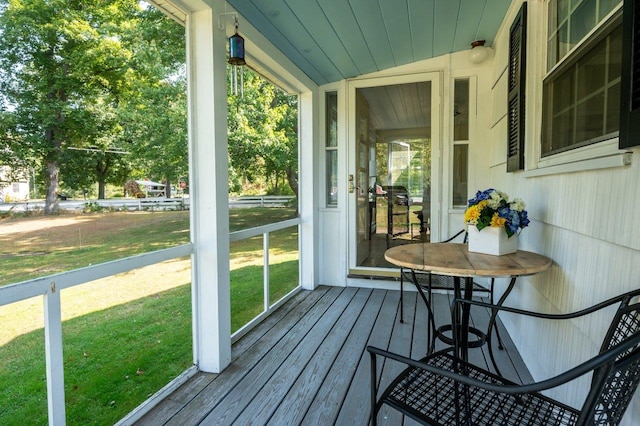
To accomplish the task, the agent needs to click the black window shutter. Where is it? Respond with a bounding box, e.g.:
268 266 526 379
507 3 527 172
620 0 640 148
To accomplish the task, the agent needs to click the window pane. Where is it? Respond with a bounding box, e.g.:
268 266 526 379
454 79 469 141
608 25 623 82
599 0 620 20
326 150 338 206
570 0 597 45
557 0 570 23
553 69 575 112
452 145 468 207
557 22 571 63
551 109 575 150
326 92 338 147
606 81 621 133
576 37 607 99
325 91 338 207
575 95 605 142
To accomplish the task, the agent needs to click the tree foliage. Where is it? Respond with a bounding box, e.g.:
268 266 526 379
0 0 297 210
0 0 186 210
227 68 298 196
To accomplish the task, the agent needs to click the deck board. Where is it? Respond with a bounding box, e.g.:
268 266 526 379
135 286 533 426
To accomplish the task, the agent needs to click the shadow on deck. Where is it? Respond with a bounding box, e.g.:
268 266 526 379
135 286 531 425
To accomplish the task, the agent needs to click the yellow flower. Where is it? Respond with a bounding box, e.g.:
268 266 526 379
464 205 480 223
490 213 506 228
464 200 488 224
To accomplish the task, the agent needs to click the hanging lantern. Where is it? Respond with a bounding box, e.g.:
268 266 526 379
228 18 245 66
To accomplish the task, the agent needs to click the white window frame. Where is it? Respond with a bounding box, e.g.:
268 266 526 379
527 1 630 177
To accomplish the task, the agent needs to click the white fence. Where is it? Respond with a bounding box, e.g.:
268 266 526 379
0 196 296 213
228 195 295 208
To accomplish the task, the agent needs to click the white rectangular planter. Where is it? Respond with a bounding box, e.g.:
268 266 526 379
468 225 518 256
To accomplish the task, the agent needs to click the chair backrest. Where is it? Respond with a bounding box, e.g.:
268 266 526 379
579 291 640 424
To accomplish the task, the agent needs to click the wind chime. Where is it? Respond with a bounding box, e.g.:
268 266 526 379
228 16 246 97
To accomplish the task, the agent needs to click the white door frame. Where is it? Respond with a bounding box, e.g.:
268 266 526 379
346 72 443 277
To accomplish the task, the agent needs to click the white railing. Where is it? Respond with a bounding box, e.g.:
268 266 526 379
229 217 302 342
0 244 193 425
1 216 302 425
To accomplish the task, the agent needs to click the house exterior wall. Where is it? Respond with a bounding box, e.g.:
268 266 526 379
317 0 639 420
485 0 640 422
0 166 29 202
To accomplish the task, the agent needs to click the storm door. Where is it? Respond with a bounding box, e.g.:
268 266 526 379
349 74 441 276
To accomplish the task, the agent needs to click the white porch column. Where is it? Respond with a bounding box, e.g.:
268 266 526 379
298 90 319 290
186 0 231 373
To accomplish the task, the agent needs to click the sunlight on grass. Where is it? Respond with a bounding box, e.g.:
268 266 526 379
0 208 300 423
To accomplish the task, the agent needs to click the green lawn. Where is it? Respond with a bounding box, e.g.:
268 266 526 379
0 207 299 425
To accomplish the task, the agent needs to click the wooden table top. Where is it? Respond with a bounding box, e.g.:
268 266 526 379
384 243 552 278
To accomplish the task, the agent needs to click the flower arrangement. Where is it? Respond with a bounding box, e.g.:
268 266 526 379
464 188 529 238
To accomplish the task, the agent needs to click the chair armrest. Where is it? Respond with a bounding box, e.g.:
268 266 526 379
367 333 640 395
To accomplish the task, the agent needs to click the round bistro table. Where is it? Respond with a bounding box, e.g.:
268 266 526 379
385 242 552 373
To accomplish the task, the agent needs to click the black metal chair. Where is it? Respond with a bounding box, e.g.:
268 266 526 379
399 230 503 354
369 288 640 426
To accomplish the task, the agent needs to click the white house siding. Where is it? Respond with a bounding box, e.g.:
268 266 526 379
0 166 29 202
486 0 640 422
313 0 640 419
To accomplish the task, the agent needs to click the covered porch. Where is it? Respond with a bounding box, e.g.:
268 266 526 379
1 0 638 423
134 286 530 425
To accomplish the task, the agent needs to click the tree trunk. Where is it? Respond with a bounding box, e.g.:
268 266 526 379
44 160 60 214
43 110 62 214
286 167 298 197
43 57 66 215
96 157 111 199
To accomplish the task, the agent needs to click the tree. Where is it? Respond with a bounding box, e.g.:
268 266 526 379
227 68 298 196
118 6 187 197
0 0 141 212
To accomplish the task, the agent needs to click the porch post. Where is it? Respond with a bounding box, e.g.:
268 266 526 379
186 1 231 373
298 90 318 290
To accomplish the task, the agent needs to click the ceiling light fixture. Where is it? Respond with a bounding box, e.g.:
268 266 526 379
469 39 489 64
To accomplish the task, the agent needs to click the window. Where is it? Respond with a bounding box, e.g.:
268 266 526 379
325 92 338 207
452 144 468 207
453 79 469 206
542 0 622 156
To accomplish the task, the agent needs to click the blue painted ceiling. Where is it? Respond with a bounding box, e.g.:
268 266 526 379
226 0 513 85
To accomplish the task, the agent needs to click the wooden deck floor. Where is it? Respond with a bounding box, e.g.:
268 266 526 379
135 286 532 426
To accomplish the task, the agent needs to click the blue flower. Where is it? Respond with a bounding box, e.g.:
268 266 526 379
465 188 529 238
468 188 494 205
497 206 511 219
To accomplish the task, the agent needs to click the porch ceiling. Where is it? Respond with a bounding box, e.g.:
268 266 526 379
226 0 512 85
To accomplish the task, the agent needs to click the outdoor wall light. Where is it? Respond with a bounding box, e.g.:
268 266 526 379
469 39 489 64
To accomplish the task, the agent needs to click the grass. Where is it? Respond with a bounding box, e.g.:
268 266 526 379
0 207 299 425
